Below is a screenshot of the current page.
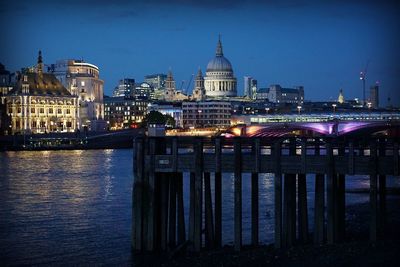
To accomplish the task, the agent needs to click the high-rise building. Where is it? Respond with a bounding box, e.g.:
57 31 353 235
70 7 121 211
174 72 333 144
49 59 105 131
370 84 379 108
244 76 252 98
244 76 257 99
134 82 154 99
204 37 237 97
113 78 135 97
144 73 167 89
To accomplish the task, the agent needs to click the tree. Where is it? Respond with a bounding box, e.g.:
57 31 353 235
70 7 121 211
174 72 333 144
165 114 176 128
140 110 166 128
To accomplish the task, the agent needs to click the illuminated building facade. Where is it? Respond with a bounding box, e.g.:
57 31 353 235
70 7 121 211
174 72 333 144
148 102 183 128
1 52 78 134
266 85 304 104
49 59 105 130
182 101 231 128
192 69 206 101
113 78 135 97
244 76 257 99
204 37 237 98
134 82 154 100
144 73 167 89
164 70 188 102
370 85 379 109
104 96 148 130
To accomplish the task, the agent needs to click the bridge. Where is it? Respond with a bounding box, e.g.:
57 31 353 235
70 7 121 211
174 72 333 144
225 120 400 137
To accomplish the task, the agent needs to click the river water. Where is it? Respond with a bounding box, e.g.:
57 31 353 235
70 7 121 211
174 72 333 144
0 149 398 265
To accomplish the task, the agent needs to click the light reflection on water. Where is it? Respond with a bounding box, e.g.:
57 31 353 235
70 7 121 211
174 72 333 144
0 149 134 265
0 149 398 265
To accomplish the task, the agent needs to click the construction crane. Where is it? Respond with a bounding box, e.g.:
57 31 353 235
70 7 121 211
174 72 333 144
359 60 370 106
185 74 194 94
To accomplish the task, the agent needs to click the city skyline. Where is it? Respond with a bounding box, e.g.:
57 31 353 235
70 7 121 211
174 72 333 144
1 0 399 106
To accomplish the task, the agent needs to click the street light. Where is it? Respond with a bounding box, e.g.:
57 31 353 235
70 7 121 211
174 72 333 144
332 103 337 113
360 71 366 106
297 105 302 115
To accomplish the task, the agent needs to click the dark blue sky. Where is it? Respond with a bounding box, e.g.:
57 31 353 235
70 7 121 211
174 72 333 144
1 0 399 106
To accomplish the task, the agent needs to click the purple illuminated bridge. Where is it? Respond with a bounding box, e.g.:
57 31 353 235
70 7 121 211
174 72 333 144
226 120 400 137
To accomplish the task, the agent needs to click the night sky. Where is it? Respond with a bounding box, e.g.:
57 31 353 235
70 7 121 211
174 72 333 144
1 0 399 106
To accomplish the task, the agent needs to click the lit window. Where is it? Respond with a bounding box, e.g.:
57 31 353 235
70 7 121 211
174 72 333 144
81 81 85 86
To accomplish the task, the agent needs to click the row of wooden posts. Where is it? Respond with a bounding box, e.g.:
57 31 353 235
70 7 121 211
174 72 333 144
132 136 398 252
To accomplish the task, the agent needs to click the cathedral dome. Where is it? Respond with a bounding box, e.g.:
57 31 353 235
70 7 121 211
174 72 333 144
206 56 233 72
206 37 233 72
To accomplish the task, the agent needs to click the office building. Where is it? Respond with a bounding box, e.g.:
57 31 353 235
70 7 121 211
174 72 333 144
370 84 379 108
113 78 135 97
182 101 231 128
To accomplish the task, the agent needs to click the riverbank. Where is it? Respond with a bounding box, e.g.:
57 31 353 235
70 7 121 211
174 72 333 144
0 129 144 151
133 196 400 267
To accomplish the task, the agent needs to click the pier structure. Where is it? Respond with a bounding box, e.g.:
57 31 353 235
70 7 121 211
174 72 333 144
132 135 399 252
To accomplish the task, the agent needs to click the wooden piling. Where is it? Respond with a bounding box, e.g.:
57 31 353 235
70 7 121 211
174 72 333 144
161 173 170 250
214 138 222 248
189 172 195 245
314 140 325 244
369 140 378 241
274 140 283 249
145 138 156 251
133 137 144 251
251 138 260 246
298 139 308 244
204 172 214 248
168 173 177 247
234 137 242 251
298 173 308 243
314 174 325 244
194 139 203 251
176 172 186 244
326 140 336 244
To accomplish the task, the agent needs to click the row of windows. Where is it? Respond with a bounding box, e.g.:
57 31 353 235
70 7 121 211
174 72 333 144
183 109 230 113
14 120 73 128
182 104 230 108
183 115 230 119
184 120 230 124
9 108 71 114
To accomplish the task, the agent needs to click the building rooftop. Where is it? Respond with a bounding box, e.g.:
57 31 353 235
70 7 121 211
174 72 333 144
9 72 72 96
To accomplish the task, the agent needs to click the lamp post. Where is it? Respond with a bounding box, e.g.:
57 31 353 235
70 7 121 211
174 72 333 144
332 103 337 113
360 71 366 106
297 105 302 115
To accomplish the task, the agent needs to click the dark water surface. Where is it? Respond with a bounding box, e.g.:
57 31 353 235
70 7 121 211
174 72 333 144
0 149 398 265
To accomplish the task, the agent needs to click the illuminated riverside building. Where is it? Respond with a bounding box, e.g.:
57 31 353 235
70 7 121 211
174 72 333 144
104 96 148 130
204 37 237 98
182 101 231 128
1 52 78 134
49 59 105 131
